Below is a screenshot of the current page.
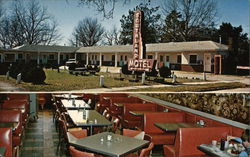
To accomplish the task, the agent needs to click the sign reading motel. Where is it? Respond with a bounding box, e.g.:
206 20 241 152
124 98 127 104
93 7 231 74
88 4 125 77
128 10 156 72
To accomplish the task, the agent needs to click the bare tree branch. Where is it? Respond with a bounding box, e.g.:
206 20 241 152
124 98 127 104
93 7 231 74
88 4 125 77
162 0 218 41
0 0 61 48
70 17 104 47
103 26 120 45
77 0 150 19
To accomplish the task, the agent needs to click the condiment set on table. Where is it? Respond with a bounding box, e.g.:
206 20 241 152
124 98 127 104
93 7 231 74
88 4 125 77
211 137 246 155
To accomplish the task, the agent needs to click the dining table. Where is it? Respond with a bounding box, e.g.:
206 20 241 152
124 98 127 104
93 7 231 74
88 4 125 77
61 99 91 110
0 122 18 131
129 111 159 116
154 122 201 132
53 94 82 99
0 147 6 157
67 110 112 135
67 132 149 157
198 144 239 157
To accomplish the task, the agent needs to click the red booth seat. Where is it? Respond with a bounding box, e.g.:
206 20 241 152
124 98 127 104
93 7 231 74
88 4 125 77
163 127 232 157
0 128 13 157
4 99 30 114
108 97 145 117
144 112 186 145
2 102 28 128
123 103 157 129
0 110 23 147
7 94 29 101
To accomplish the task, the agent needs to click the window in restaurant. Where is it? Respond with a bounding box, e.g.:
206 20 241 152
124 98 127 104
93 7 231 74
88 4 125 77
102 55 104 61
189 55 197 64
120 55 123 61
95 55 97 60
60 55 63 60
125 56 127 61
177 55 182 64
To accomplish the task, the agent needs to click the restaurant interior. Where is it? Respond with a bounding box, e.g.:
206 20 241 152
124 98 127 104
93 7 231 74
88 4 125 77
0 93 249 157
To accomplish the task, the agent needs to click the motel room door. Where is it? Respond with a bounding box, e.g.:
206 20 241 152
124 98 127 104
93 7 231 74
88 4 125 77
204 53 211 72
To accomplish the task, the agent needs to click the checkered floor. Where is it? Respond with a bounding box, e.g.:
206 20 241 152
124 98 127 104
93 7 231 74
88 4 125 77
20 110 164 157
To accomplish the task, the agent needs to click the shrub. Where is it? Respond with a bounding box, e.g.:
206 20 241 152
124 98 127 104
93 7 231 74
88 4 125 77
159 66 171 78
146 68 158 77
0 63 10 75
121 64 132 75
94 65 100 72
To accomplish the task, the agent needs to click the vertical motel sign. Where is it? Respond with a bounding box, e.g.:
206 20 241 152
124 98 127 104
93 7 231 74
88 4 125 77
128 10 156 72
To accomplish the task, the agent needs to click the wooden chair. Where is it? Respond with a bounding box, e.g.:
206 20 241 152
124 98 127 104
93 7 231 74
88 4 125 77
125 142 154 157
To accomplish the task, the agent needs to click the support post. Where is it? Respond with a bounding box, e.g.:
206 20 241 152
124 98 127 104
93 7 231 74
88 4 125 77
115 53 118 67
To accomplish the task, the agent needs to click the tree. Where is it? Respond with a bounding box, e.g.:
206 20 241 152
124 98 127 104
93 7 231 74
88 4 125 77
161 10 184 42
0 0 61 48
103 26 120 45
162 0 218 41
70 17 104 47
76 0 151 19
119 3 161 45
212 23 249 72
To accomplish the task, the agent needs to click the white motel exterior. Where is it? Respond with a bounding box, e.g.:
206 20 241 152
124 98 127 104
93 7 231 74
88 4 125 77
0 41 228 74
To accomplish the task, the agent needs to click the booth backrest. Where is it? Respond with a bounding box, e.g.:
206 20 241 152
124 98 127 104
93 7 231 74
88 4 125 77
123 103 157 121
7 94 29 100
0 110 22 136
175 127 232 157
110 97 143 105
144 112 185 134
0 128 12 157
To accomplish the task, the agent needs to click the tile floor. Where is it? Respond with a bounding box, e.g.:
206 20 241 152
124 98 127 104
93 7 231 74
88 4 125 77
20 110 164 157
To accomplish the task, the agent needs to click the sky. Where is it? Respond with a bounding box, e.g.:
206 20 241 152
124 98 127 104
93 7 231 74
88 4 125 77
1 0 249 46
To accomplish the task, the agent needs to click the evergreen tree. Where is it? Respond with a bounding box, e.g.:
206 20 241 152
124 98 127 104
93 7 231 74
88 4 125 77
119 3 161 45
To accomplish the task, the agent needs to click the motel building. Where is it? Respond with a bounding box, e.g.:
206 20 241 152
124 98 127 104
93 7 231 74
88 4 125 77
0 40 228 74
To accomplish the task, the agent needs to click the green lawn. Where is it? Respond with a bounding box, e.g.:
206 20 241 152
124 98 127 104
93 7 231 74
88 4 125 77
126 82 248 92
0 69 244 92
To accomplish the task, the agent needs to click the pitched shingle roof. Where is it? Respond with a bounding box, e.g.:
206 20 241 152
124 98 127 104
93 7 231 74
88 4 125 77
12 45 79 53
77 41 228 53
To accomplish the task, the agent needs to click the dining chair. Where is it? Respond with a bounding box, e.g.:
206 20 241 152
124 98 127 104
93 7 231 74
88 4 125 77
139 142 154 157
125 142 154 157
123 129 143 137
57 118 87 155
69 146 95 157
144 134 152 142
69 146 104 157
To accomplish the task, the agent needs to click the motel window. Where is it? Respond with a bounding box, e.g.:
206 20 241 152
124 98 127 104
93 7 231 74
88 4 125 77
18 54 23 59
120 55 123 61
5 54 15 62
166 56 170 62
125 56 127 61
189 55 197 64
160 55 163 62
49 54 54 60
112 55 115 61
177 55 181 64
148 55 153 59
